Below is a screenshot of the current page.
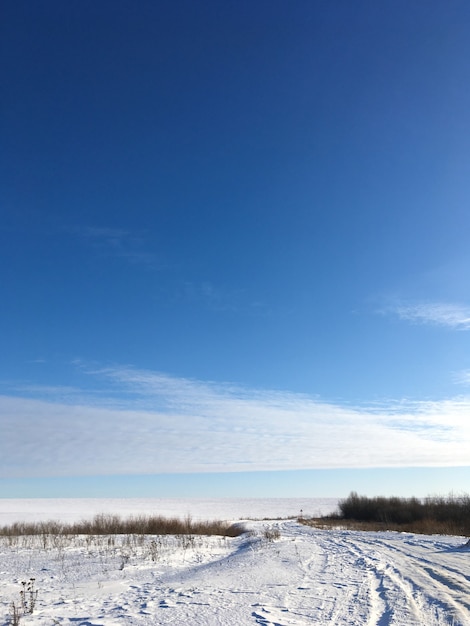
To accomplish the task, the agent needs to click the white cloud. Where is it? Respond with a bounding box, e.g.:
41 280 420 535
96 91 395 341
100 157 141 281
454 370 470 386
390 302 470 330
2 367 470 479
74 226 162 270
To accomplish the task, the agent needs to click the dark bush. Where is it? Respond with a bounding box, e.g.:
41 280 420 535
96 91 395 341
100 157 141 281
335 492 470 535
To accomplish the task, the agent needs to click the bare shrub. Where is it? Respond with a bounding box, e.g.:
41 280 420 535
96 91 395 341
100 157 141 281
20 579 37 614
7 579 38 626
0 514 244 538
304 492 470 535
9 602 21 626
263 525 281 541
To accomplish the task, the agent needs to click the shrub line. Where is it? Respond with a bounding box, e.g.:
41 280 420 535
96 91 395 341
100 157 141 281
0 513 243 538
301 492 470 536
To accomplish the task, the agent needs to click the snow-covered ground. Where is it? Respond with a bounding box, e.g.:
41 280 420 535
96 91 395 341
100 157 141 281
1 500 470 625
0 498 338 525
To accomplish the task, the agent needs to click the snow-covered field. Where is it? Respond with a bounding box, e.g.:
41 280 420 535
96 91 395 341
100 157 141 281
1 499 470 625
0 498 338 525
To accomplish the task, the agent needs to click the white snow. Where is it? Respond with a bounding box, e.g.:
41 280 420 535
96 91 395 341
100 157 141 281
1 499 470 625
0 498 338 525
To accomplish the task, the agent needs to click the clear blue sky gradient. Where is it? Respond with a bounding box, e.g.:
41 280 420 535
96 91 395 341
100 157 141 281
2 1 470 497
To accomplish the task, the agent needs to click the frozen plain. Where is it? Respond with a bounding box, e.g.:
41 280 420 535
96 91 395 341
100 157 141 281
1 498 470 626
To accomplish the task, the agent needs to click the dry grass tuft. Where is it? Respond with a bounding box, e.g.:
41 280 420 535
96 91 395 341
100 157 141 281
0 514 243 538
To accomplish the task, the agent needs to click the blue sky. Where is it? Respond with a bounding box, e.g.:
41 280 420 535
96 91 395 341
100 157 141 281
2 1 470 498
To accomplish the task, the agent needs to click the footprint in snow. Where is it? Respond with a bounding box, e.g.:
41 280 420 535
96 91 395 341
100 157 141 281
252 605 306 626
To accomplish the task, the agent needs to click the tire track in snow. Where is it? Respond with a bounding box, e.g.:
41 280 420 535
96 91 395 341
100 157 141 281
362 534 470 586
357 533 470 620
315 534 396 626
285 524 360 624
284 527 381 625
342 537 424 625
344 532 470 625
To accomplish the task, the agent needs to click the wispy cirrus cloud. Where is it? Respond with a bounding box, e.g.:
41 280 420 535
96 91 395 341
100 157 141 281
179 281 268 315
454 370 470 386
1 365 470 479
386 301 470 330
74 226 164 269
75 229 265 314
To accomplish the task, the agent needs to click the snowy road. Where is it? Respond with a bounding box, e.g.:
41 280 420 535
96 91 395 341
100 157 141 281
2 520 470 625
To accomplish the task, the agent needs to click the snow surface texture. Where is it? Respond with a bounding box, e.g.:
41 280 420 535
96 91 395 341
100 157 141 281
0 520 470 626
2 518 470 625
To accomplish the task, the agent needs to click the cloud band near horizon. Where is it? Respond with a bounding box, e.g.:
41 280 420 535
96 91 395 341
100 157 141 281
2 366 470 479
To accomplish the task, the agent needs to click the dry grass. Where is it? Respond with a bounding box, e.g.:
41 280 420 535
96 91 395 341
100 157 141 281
0 513 243 538
300 516 470 535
